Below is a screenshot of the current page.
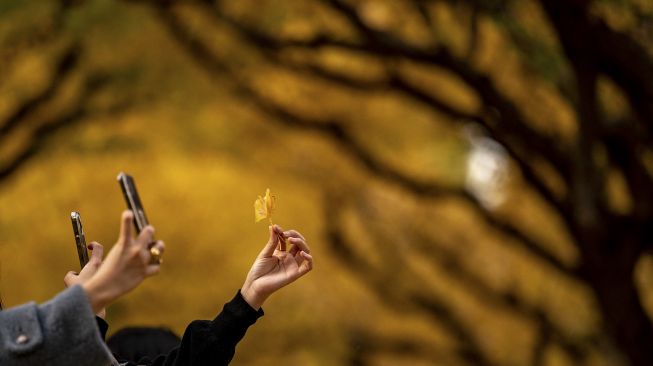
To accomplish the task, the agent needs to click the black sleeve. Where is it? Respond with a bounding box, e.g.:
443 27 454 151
120 290 263 366
95 316 109 341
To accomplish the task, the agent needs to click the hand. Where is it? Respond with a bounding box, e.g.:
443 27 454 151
64 242 106 318
82 210 165 314
64 242 104 287
241 225 313 309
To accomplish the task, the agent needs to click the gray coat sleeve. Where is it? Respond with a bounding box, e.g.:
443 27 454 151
0 285 112 366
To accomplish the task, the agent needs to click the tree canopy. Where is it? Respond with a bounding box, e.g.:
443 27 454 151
2 0 653 365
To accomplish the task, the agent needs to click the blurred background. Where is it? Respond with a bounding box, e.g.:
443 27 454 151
1 0 653 365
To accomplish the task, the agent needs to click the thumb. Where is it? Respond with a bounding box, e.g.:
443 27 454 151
258 225 280 258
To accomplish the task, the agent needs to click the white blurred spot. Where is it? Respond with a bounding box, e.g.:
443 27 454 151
464 125 509 210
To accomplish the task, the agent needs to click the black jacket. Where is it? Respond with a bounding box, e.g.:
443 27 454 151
97 291 263 366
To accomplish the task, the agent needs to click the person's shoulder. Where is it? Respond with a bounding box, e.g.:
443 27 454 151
0 301 43 357
0 300 39 319
0 287 112 366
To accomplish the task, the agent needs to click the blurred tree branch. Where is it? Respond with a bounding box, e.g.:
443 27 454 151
199 1 582 266
323 194 494 366
355 192 596 363
346 328 458 366
135 0 653 364
7 0 650 364
146 1 576 283
0 45 79 140
0 70 131 180
0 1 136 183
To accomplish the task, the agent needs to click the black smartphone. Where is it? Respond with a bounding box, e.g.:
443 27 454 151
70 211 89 269
117 172 149 233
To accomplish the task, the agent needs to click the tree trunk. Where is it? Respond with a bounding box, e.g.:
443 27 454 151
585 229 653 366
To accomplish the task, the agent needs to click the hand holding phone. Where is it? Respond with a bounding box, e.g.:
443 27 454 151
117 172 162 265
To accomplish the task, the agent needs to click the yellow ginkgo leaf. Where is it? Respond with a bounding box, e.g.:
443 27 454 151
264 188 275 215
254 196 267 223
254 188 275 224
254 188 287 251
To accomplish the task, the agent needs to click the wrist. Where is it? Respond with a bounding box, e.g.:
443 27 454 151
82 278 118 314
241 285 267 310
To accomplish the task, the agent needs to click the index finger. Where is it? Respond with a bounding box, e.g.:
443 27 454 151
119 210 134 243
288 237 310 254
283 230 305 241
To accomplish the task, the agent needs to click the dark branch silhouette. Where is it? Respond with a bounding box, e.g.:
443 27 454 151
133 0 653 364
146 1 576 281
0 46 79 139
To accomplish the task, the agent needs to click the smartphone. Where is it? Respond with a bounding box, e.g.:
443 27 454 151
70 211 89 269
117 172 149 233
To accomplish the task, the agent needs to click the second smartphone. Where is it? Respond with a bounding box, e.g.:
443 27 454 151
116 172 149 233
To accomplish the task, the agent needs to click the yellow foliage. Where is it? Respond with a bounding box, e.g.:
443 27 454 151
2 0 647 365
254 188 275 224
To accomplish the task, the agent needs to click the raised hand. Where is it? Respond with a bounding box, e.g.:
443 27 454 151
64 242 106 317
241 225 313 309
81 210 165 314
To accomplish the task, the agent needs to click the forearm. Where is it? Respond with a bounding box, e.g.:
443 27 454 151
82 277 121 314
208 290 264 355
140 290 263 366
0 286 111 366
